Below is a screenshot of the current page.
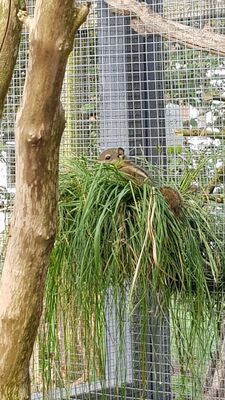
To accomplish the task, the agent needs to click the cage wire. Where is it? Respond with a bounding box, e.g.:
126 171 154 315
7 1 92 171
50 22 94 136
0 0 225 399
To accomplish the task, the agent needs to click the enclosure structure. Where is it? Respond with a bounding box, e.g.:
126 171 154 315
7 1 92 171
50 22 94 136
0 0 225 399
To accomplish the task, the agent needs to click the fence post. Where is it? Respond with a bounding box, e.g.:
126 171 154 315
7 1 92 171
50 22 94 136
98 1 171 399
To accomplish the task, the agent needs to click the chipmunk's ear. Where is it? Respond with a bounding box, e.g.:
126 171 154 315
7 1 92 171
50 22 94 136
117 147 125 159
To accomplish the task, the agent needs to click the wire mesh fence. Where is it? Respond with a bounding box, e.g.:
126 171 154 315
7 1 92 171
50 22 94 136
0 0 225 399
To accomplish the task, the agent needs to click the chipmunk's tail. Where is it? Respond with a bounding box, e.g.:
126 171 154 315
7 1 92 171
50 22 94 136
160 187 183 217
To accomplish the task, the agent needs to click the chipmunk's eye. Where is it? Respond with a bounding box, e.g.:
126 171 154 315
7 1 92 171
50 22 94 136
105 154 111 160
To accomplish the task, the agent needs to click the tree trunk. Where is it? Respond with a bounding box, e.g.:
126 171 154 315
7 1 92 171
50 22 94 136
0 1 90 399
0 0 25 119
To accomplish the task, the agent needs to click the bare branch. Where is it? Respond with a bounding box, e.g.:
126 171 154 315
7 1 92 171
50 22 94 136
0 0 25 119
74 2 91 31
106 0 225 57
175 128 225 139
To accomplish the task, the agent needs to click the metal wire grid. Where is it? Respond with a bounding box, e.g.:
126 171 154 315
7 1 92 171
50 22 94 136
0 0 225 399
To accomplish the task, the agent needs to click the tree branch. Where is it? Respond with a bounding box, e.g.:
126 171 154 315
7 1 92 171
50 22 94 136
175 128 225 139
106 0 225 57
0 0 25 119
74 2 91 31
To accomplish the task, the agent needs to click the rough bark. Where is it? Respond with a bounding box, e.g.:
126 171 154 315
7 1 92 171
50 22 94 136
106 0 225 57
0 1 90 399
0 0 25 119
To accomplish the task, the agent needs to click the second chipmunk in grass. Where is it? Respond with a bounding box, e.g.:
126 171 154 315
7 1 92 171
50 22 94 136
98 147 182 217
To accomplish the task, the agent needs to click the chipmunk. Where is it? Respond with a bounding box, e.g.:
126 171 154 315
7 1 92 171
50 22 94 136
98 147 151 185
98 147 182 217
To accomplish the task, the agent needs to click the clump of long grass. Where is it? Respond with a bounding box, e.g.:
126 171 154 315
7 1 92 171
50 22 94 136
43 157 224 393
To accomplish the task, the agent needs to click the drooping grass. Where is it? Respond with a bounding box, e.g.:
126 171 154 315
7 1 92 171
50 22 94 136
41 157 224 397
